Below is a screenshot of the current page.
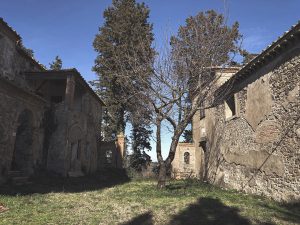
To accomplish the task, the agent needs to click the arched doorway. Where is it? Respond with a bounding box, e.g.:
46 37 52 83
11 109 34 173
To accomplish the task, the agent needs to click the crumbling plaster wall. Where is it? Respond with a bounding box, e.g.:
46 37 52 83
205 50 300 201
0 30 41 88
47 93 102 176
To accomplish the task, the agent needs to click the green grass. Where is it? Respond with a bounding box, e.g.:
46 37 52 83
0 172 299 225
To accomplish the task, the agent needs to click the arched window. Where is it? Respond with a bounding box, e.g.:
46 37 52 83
184 152 190 164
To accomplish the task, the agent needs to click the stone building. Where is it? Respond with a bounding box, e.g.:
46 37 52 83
192 21 300 201
25 69 105 177
172 68 240 179
98 133 125 169
0 18 123 184
171 143 199 179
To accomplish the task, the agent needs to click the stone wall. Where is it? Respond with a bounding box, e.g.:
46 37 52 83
0 78 46 184
203 47 300 201
0 25 42 88
47 91 103 177
0 21 104 181
192 68 239 181
0 24 46 184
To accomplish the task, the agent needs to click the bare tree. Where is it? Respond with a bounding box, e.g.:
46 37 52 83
97 10 242 188
152 10 242 188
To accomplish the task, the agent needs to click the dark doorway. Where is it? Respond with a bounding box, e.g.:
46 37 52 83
11 109 34 173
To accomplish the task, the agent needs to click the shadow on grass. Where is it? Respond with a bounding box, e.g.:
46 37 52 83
258 201 300 224
120 198 281 225
0 168 130 196
121 212 153 225
165 180 217 197
169 197 255 225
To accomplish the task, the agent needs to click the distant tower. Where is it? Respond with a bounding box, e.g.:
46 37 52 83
116 132 125 168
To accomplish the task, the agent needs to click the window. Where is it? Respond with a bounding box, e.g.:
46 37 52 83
184 152 190 164
106 150 113 164
224 95 236 119
200 101 205 119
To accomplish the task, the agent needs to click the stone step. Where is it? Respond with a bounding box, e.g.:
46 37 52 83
7 170 23 177
11 176 29 185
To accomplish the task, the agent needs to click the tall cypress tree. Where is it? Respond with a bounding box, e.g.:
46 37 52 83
49 56 63 70
93 0 154 141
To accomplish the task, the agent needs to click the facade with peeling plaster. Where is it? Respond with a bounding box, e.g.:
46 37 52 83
0 18 124 185
171 143 200 179
191 21 300 201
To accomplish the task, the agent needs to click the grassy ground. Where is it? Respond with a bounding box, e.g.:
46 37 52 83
0 171 299 225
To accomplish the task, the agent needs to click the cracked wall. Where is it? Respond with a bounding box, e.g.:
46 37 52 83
202 47 300 201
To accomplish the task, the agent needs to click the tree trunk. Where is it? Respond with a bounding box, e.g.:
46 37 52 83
157 161 167 189
155 115 192 189
155 117 168 189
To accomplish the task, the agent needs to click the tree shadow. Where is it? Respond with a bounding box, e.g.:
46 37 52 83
169 197 252 225
281 201 300 214
0 168 130 196
166 182 184 191
121 212 153 225
258 201 300 224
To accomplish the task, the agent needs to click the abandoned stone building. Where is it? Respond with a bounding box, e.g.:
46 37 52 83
189 21 300 201
171 143 199 179
0 18 124 185
172 68 240 179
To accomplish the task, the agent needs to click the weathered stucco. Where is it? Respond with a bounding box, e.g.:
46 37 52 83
26 71 104 177
200 48 300 201
244 74 273 130
171 143 201 178
223 150 285 176
192 26 300 201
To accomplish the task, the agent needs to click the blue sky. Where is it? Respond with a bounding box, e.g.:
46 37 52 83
1 0 299 160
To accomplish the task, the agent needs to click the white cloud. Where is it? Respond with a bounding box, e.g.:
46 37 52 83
241 27 273 53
